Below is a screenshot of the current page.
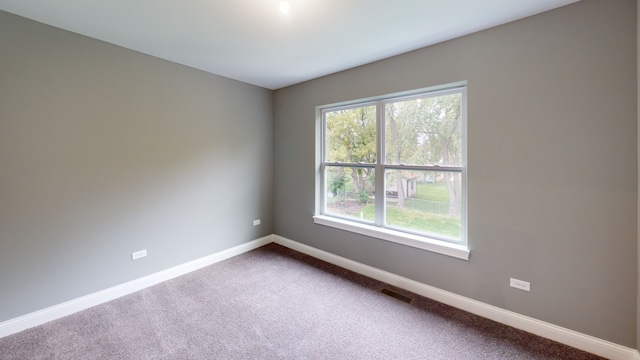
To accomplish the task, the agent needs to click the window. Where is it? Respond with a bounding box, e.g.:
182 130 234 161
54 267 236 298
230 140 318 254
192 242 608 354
314 84 469 260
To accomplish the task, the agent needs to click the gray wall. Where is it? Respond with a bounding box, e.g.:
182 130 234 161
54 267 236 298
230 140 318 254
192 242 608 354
1 0 638 350
274 0 637 347
0 11 273 322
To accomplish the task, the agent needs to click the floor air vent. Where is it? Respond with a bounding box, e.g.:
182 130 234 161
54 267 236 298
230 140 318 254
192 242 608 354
380 288 413 304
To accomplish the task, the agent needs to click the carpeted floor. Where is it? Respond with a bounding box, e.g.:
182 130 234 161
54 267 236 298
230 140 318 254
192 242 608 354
0 243 604 359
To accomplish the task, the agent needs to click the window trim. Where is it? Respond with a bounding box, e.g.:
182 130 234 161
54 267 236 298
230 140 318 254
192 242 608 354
315 82 469 261
312 215 470 260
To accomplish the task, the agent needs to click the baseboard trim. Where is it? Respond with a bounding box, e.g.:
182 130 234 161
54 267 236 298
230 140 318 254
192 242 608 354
2 234 638 360
0 235 273 339
272 235 639 360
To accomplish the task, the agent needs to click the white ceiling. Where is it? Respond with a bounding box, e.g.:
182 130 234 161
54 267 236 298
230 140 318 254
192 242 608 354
0 0 579 89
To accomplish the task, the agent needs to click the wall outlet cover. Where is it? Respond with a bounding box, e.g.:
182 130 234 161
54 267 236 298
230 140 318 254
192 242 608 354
132 249 147 260
510 278 530 292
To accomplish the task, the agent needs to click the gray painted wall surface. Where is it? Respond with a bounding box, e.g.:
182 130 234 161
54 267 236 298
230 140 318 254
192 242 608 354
0 11 273 322
274 0 637 347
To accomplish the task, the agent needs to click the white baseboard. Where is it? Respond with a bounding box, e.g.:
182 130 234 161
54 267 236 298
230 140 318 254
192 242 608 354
273 235 639 360
2 233 638 360
0 235 273 339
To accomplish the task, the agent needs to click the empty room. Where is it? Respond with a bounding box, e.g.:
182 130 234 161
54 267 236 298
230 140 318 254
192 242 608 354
0 0 638 359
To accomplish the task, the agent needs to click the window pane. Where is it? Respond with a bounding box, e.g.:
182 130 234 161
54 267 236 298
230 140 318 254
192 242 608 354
385 169 461 241
325 105 376 164
325 166 375 223
385 92 462 166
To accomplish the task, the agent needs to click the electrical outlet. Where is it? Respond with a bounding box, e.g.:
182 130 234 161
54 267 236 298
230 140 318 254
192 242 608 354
510 278 530 292
253 219 261 226
131 249 147 260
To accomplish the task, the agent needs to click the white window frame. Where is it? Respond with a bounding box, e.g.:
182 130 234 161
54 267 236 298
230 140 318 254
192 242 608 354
314 82 469 260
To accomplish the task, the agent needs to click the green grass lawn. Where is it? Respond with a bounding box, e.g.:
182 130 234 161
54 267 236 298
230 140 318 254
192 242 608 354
415 182 450 202
331 180 461 240
361 202 460 239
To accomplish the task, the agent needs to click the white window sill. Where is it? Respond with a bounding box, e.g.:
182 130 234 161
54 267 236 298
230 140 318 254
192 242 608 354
313 215 470 261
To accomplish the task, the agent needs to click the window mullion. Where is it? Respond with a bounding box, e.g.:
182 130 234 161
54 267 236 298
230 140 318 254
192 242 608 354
374 100 384 227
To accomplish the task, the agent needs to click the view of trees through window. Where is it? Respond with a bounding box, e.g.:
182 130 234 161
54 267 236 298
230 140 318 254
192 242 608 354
323 89 464 242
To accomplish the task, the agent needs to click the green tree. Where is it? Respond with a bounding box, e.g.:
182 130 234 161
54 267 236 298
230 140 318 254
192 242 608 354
325 95 462 217
423 94 462 216
385 103 411 207
384 94 462 216
326 106 376 193
328 168 347 197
